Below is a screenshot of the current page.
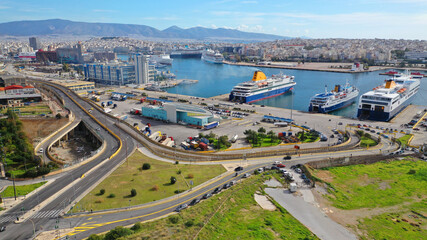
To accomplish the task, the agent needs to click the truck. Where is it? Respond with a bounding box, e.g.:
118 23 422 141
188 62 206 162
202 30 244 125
289 183 297 193
149 131 161 140
199 142 208 151
162 138 172 146
181 142 190 150
119 115 128 121
204 121 219 130
104 108 112 113
274 122 288 127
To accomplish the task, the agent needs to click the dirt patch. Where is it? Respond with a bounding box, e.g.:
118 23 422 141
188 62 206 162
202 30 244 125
254 193 276 211
315 169 334 183
378 181 391 190
21 118 68 144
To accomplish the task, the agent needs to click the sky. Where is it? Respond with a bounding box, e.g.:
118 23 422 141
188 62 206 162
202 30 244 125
0 0 426 39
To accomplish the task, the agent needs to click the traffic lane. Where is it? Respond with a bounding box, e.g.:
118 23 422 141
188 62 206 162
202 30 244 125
64 163 266 239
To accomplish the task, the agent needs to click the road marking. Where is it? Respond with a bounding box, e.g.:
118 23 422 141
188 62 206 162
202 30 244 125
59 166 262 239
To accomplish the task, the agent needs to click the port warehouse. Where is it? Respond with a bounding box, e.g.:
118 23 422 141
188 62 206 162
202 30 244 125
51 80 95 91
141 102 217 127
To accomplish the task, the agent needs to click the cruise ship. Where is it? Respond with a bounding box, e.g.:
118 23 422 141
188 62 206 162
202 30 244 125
201 49 224 64
309 83 359 113
357 73 420 121
229 71 296 103
150 54 173 65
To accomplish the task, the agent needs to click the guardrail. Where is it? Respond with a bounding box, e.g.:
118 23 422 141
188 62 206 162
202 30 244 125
33 80 123 161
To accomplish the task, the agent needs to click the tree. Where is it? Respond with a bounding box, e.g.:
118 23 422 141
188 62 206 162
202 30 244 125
142 163 151 170
170 176 177 184
267 130 276 144
99 189 105 195
55 113 62 119
130 189 137 197
62 63 70 72
104 226 132 240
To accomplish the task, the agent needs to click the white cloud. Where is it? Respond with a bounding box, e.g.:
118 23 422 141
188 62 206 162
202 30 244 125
211 24 218 29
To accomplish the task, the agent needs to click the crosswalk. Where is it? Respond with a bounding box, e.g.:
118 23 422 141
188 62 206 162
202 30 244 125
0 209 62 223
30 209 62 219
0 214 18 223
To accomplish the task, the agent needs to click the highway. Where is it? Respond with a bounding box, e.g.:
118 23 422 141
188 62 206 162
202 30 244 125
0 82 136 240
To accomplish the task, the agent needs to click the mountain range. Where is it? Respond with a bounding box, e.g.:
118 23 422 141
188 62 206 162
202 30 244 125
0 19 288 41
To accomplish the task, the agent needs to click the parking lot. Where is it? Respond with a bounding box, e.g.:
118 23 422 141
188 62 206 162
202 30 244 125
86 86 427 151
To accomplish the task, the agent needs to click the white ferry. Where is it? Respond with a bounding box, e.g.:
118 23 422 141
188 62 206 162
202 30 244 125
357 73 420 121
309 82 359 113
229 71 295 103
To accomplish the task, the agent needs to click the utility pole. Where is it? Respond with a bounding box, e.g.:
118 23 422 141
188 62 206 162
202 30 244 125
12 174 17 200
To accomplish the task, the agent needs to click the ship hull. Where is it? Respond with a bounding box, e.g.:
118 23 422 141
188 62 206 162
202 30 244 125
309 96 357 113
201 56 224 64
357 93 416 122
229 85 294 103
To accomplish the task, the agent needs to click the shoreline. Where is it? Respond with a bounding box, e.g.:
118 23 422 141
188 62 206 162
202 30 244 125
223 60 392 74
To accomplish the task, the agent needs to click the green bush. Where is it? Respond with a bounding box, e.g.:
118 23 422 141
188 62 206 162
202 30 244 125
185 219 194 227
170 176 177 184
87 234 103 240
105 226 132 240
142 163 151 170
131 189 137 197
130 222 143 231
174 189 185 194
107 193 115 198
177 170 181 174
175 160 179 165
99 189 105 195
169 215 179 224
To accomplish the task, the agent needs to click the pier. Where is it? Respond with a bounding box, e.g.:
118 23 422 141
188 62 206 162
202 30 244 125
158 79 199 88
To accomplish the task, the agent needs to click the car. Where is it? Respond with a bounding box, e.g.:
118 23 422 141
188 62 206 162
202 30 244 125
283 155 292 160
257 168 264 173
202 193 212 199
295 168 302 173
280 169 288 174
330 134 335 138
213 187 222 194
223 183 231 189
229 180 237 186
38 148 44 153
277 164 286 168
290 165 297 170
271 166 280 170
273 161 280 165
338 122 343 125
234 166 243 172
242 173 251 178
175 204 188 212
189 198 200 206
0 226 5 232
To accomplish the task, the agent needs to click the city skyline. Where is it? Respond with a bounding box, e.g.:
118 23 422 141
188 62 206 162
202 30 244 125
0 0 426 40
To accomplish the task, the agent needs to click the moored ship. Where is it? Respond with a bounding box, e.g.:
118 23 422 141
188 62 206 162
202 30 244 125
309 83 359 113
150 54 173 65
170 48 202 58
201 49 224 64
229 71 296 103
357 73 420 121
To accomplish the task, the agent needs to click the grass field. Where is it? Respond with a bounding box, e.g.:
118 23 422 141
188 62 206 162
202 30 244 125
313 158 427 239
76 151 226 211
314 159 427 210
250 137 281 148
358 200 426 240
360 136 378 148
91 174 318 240
1 104 52 115
397 134 412 147
1 181 46 198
